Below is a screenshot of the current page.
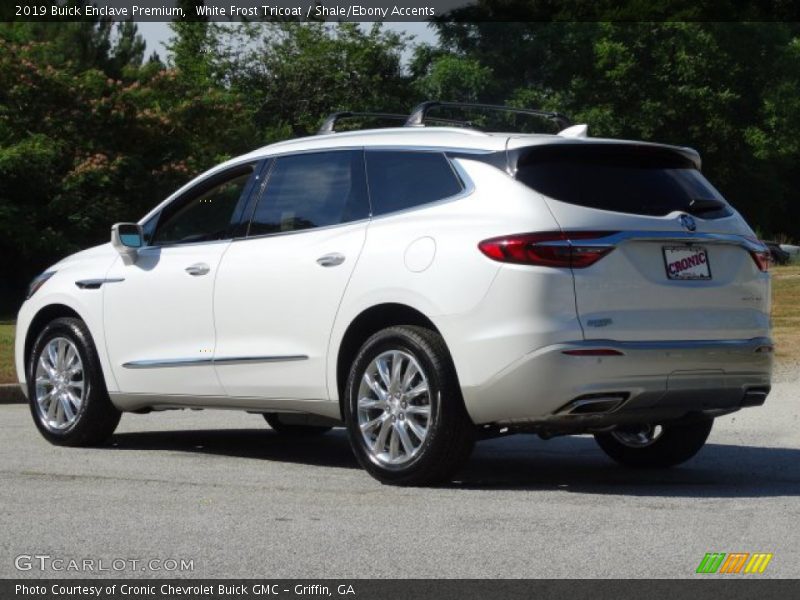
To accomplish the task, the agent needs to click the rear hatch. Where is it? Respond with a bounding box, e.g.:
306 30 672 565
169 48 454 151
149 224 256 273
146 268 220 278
512 141 771 341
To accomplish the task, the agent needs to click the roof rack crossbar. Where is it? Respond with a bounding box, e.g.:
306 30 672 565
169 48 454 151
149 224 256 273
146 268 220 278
423 116 477 128
318 111 475 134
404 101 572 131
317 112 408 135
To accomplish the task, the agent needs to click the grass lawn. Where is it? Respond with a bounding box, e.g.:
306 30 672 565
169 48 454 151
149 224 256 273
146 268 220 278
771 264 800 362
0 320 15 384
0 265 797 385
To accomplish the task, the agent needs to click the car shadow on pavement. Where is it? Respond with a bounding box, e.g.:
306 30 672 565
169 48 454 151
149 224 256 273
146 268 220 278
109 428 360 470
108 428 800 497
455 435 800 497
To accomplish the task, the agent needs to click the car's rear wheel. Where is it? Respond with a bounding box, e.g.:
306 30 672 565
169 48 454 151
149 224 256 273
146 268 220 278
28 317 121 446
262 414 332 436
344 325 475 486
594 418 713 468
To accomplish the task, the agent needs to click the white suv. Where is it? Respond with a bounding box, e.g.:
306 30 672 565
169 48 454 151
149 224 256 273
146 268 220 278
15 103 772 485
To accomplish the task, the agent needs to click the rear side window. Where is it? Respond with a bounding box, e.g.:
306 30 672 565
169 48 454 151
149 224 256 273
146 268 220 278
515 144 732 218
249 150 369 236
366 151 463 216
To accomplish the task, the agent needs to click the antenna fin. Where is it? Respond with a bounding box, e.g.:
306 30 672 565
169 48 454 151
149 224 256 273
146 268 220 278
558 124 589 138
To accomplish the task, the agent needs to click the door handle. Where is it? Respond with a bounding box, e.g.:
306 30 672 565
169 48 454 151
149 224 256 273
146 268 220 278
316 253 345 267
185 263 210 276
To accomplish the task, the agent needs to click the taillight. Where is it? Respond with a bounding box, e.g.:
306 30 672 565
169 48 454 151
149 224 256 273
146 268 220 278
478 231 617 268
749 247 770 272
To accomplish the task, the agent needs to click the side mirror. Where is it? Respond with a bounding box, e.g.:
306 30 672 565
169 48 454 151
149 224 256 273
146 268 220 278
111 223 143 265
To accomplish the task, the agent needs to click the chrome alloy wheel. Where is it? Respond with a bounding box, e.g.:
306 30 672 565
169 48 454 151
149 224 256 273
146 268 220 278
357 350 432 466
611 424 664 448
34 337 85 431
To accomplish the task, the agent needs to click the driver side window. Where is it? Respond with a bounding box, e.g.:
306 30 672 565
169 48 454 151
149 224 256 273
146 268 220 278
151 164 255 246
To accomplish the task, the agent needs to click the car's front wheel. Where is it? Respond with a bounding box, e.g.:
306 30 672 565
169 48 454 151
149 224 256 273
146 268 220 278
28 317 121 446
344 326 475 486
594 418 714 468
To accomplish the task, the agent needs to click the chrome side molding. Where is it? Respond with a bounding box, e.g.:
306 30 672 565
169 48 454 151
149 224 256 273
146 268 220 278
122 355 309 369
213 355 308 365
122 357 212 369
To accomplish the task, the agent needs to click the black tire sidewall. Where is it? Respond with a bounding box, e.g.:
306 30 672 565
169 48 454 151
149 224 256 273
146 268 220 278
344 327 455 482
595 418 714 468
27 317 116 445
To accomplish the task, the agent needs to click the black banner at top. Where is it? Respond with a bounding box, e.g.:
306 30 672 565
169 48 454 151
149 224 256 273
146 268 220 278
3 0 800 22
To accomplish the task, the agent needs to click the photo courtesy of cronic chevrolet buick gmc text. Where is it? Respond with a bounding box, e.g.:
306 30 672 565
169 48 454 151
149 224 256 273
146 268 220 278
14 102 772 485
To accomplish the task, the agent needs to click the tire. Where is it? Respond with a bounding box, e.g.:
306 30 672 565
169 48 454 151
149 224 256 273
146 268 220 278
344 325 475 486
27 317 121 446
262 413 332 436
594 418 714 468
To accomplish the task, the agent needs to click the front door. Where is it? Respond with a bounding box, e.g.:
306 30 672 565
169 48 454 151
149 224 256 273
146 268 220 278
103 162 260 396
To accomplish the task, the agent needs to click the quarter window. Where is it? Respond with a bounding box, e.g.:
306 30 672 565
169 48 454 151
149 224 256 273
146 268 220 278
365 151 463 216
151 164 255 246
248 151 369 236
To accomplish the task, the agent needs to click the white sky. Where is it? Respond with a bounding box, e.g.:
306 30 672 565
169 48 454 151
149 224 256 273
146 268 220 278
137 22 439 61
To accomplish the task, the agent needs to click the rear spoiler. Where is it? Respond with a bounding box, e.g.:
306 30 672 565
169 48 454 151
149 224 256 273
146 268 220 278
506 139 702 173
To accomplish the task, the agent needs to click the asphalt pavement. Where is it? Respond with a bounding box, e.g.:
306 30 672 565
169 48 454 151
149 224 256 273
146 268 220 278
1 381 798 579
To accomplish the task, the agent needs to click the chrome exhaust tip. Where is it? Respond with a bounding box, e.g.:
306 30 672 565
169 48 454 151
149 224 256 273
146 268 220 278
741 386 770 407
555 393 629 416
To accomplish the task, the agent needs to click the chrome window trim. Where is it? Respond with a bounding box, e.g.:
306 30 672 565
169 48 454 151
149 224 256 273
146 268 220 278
234 216 371 243
137 143 497 227
122 355 309 369
137 238 233 251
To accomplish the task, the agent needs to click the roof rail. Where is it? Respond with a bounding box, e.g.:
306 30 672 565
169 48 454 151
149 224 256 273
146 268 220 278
317 112 408 135
317 110 479 134
404 101 572 131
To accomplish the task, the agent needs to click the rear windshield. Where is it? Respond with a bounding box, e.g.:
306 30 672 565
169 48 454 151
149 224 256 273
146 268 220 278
515 144 732 218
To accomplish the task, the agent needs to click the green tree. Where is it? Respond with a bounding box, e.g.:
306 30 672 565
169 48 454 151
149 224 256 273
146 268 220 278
169 0 216 86
0 21 145 78
0 21 257 310
414 54 491 102
429 20 800 238
225 22 412 138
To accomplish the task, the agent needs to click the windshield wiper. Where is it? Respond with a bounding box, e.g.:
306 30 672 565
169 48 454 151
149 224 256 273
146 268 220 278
687 198 727 215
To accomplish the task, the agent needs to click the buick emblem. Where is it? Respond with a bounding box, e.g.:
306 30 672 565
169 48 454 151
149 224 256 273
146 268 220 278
679 214 697 232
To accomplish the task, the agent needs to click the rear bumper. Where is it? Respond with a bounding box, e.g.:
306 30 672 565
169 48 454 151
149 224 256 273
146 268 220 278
461 337 772 426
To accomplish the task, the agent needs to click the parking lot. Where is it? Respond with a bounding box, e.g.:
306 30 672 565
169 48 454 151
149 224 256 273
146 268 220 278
1 378 798 579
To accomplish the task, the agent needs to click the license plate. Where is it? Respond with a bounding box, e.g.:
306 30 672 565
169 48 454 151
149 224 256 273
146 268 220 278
663 246 711 280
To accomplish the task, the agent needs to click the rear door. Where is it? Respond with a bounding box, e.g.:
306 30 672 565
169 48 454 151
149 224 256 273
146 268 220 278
213 149 370 400
512 142 771 341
